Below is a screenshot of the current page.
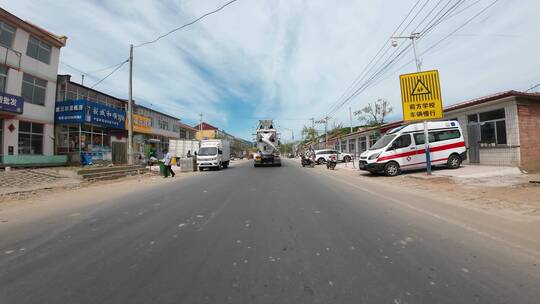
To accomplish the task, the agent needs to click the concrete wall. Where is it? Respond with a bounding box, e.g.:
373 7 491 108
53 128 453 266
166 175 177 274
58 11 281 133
445 97 520 167
517 100 540 172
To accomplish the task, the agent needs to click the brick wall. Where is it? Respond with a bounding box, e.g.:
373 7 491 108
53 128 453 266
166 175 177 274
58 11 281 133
518 101 540 172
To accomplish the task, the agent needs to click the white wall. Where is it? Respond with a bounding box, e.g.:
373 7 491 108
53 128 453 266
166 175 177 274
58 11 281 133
1 21 62 157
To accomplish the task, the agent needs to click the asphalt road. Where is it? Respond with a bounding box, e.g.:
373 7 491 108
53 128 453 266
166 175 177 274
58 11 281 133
1 160 539 303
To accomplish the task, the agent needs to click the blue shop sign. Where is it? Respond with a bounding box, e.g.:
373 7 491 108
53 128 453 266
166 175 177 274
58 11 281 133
55 99 126 129
55 100 85 124
0 91 24 114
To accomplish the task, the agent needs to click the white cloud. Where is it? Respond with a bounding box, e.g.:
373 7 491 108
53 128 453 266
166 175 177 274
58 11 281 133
2 0 539 140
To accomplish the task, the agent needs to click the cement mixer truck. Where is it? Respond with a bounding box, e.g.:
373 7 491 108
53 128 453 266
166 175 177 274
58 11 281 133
254 120 281 167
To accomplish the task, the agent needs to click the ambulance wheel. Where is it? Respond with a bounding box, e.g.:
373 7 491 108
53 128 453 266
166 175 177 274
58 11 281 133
318 158 326 165
447 154 462 169
343 156 351 163
384 162 400 177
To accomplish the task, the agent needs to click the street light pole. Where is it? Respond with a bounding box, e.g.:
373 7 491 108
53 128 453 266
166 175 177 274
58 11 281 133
392 32 431 175
127 44 134 165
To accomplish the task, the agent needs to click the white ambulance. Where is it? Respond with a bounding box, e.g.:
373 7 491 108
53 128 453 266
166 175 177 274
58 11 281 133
359 121 467 176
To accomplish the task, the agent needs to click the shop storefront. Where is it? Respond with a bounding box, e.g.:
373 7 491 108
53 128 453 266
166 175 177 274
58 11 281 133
54 99 126 163
0 91 24 164
128 114 156 160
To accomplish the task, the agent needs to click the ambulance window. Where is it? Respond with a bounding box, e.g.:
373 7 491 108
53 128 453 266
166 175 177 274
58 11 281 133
432 129 461 142
413 133 435 145
390 134 412 149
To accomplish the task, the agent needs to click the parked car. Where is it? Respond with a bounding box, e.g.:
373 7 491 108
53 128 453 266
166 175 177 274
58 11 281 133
314 149 352 164
359 120 466 176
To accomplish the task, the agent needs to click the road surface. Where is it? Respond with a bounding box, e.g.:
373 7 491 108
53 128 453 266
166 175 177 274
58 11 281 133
1 160 539 303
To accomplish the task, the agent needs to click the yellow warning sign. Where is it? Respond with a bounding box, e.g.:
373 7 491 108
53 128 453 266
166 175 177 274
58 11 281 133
400 70 443 121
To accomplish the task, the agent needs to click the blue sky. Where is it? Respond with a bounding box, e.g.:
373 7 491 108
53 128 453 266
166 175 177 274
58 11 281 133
2 0 540 141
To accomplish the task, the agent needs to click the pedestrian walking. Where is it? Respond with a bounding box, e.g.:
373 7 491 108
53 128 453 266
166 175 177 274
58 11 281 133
162 149 175 178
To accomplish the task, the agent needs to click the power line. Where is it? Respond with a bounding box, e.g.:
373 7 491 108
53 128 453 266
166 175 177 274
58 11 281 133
326 0 500 118
134 0 240 48
421 0 502 55
87 61 131 74
325 0 463 118
526 83 540 92
324 0 425 118
361 0 503 93
60 61 88 75
90 59 129 89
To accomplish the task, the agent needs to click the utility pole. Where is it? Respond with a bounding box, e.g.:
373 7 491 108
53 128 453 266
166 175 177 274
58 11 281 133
199 114 203 131
81 74 85 86
349 106 353 133
391 32 431 175
315 116 329 148
127 44 134 165
309 117 315 129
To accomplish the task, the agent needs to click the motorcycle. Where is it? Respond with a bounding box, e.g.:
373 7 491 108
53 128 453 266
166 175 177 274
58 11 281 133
326 154 337 170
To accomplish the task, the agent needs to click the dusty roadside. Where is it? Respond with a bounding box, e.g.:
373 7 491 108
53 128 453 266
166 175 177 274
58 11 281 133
329 162 540 217
0 171 196 224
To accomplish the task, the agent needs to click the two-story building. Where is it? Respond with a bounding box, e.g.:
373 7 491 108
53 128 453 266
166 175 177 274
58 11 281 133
55 74 128 164
1 8 66 166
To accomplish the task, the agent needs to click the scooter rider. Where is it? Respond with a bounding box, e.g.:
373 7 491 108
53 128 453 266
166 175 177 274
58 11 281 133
305 147 315 163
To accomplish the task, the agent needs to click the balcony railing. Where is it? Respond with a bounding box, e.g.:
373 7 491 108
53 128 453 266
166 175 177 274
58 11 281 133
0 44 22 70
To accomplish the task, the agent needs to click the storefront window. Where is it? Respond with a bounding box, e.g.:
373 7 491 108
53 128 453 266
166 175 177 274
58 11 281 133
18 121 43 155
57 124 112 153
349 139 355 152
359 136 367 152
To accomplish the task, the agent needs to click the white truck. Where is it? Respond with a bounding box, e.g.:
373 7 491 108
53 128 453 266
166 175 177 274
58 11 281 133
254 120 281 167
197 139 230 171
169 139 199 158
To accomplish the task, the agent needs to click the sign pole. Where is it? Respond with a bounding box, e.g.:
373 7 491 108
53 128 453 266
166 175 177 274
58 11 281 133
411 34 431 175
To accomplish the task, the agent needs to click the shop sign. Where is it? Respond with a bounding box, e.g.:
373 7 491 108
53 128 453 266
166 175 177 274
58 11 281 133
0 91 24 114
55 99 85 123
127 114 152 134
55 99 126 129
86 100 126 129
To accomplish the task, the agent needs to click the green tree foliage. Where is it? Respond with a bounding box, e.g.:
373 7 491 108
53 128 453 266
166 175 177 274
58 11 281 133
301 126 318 142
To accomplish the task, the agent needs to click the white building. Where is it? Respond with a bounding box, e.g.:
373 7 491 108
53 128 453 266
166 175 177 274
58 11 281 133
0 8 66 166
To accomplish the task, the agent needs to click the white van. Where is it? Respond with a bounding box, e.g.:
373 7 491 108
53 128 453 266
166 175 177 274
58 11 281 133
359 121 466 176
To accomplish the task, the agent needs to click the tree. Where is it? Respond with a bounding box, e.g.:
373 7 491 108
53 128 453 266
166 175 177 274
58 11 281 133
354 98 393 126
301 125 318 142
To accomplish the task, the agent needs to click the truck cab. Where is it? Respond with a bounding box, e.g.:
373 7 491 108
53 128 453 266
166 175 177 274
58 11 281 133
197 140 230 171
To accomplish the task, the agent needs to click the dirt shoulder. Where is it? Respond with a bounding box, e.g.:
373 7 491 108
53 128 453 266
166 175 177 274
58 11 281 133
328 162 540 217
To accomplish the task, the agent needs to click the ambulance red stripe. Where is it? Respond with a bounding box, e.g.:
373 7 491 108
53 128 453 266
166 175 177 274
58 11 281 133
400 157 448 168
376 141 465 162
